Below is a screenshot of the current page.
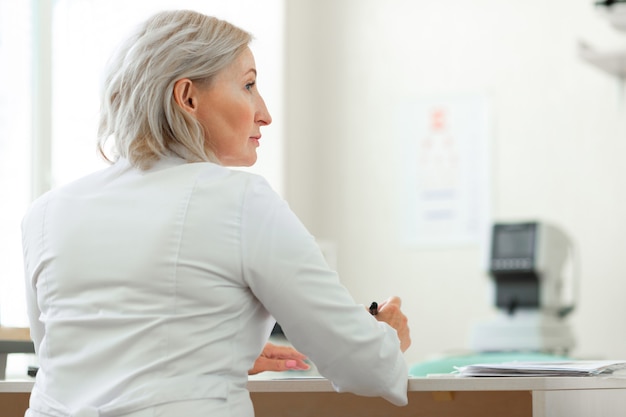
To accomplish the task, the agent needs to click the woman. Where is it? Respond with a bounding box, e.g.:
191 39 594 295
21 10 410 417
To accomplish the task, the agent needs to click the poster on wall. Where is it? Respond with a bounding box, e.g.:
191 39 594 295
396 94 491 247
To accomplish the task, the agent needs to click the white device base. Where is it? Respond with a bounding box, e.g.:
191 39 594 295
470 311 575 354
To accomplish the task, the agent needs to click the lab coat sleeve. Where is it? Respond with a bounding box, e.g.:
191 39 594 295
21 196 49 353
241 176 408 406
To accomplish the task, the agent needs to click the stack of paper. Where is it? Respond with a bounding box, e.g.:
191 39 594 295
456 360 626 377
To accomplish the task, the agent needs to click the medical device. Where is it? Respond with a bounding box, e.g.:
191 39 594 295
470 221 577 354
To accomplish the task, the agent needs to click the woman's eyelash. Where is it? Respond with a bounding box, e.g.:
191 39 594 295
245 81 256 90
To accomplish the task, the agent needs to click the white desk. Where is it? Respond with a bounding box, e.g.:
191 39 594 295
3 376 626 417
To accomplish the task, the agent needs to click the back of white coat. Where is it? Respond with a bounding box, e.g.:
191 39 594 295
21 157 408 417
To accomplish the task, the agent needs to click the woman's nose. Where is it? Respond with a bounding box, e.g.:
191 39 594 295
256 97 272 126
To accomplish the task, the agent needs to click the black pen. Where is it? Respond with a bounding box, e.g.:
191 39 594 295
369 301 379 316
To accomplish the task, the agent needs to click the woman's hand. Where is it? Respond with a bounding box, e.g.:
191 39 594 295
248 342 310 375
374 296 411 352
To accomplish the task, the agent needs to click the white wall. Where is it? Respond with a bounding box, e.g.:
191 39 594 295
285 0 626 365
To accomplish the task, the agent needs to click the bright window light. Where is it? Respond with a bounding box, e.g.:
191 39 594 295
0 1 33 327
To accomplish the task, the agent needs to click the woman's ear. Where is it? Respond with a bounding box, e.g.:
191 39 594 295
173 78 197 114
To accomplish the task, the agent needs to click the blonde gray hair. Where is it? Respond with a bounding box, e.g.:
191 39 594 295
98 10 252 169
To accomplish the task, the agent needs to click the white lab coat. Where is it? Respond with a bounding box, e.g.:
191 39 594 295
21 157 408 417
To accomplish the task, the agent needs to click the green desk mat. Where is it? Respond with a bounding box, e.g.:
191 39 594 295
409 352 569 376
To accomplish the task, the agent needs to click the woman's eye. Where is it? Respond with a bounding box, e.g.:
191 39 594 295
245 81 256 91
